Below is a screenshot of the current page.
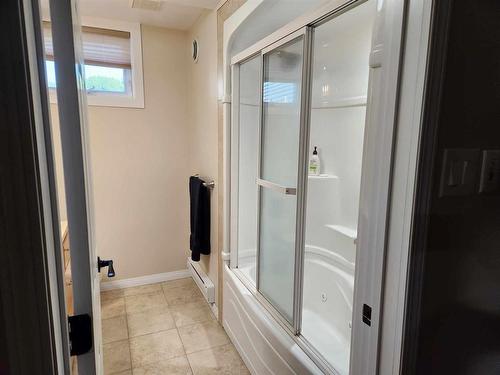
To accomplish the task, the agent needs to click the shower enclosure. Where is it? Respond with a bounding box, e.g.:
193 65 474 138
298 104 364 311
229 0 376 373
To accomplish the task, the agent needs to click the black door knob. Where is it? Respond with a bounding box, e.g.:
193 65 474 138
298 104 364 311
97 256 115 278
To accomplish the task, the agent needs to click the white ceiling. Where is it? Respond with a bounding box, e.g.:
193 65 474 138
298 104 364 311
41 0 220 30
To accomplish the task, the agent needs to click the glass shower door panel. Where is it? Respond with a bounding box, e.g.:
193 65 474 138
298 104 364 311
301 1 376 373
261 38 303 186
259 188 297 323
258 36 304 324
237 56 261 285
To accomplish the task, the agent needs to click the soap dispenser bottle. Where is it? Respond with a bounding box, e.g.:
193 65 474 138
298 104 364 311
309 146 321 176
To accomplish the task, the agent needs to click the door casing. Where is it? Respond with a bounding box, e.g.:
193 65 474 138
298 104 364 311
48 0 103 372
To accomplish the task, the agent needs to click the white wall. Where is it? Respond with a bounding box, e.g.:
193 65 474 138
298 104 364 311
186 10 219 302
51 25 191 280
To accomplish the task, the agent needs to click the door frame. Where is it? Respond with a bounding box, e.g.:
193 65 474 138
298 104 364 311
392 1 452 373
256 26 310 336
48 0 103 372
0 0 68 373
376 0 441 373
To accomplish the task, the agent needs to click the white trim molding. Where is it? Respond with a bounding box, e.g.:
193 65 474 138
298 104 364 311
377 0 434 373
100 269 191 290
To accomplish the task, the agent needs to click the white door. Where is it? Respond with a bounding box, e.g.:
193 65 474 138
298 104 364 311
49 0 103 373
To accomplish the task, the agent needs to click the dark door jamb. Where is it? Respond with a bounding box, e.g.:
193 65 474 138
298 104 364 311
0 0 66 373
400 1 454 374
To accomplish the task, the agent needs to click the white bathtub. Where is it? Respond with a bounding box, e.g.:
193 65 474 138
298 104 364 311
223 246 354 374
302 245 355 374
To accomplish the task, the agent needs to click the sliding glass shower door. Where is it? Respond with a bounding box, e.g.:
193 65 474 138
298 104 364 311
257 33 307 325
234 56 261 286
231 2 378 372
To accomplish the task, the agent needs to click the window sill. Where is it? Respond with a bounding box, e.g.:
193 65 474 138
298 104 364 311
48 89 145 109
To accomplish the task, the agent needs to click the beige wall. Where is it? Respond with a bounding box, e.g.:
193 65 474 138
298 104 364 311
51 19 221 290
187 10 219 303
51 25 192 280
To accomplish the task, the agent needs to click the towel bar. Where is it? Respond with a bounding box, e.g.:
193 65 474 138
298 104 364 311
194 174 215 189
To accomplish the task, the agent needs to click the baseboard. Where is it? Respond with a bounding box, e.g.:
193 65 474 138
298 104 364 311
209 302 219 318
100 269 191 291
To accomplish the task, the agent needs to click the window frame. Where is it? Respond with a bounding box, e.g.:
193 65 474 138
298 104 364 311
47 17 144 108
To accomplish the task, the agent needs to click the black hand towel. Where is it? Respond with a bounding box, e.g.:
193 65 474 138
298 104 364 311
189 176 211 262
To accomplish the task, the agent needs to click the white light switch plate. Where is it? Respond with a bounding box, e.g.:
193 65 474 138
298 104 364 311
439 148 480 197
479 150 500 193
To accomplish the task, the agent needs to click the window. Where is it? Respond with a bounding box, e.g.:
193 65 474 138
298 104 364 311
263 82 297 104
43 19 144 108
84 65 129 94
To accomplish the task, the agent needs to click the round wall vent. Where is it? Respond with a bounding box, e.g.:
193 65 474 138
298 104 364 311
191 39 199 63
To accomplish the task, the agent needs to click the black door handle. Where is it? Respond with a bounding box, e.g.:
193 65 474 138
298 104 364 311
97 256 115 278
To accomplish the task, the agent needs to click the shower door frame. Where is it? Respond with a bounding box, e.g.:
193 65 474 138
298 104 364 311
230 2 366 373
231 26 312 338
256 27 312 335
228 0 408 373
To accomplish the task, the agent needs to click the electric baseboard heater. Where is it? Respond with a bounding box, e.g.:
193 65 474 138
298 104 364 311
187 258 215 304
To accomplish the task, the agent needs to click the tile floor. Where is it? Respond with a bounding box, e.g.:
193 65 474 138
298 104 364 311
101 278 249 375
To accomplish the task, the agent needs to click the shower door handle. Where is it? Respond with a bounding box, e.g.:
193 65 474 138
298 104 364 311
256 178 296 195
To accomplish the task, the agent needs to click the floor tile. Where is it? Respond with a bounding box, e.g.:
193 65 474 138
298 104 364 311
127 304 175 338
162 283 204 306
123 283 163 297
178 321 229 354
132 356 192 375
102 315 128 344
102 297 126 319
161 278 194 290
103 340 131 374
101 289 125 301
187 344 249 375
170 301 214 328
99 282 244 374
125 292 168 314
129 329 185 367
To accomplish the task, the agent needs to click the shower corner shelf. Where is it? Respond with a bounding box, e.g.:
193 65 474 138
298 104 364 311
325 224 357 243
308 174 338 180
311 95 367 110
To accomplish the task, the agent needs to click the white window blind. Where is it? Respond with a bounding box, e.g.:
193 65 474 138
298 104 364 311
43 22 131 69
263 81 297 104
